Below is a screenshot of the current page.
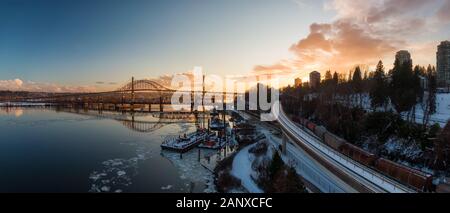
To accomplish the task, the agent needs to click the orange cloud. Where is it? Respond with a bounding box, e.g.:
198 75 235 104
254 0 450 79
253 62 293 76
0 79 96 93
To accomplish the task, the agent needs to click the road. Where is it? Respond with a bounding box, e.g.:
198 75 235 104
276 107 415 193
238 110 356 193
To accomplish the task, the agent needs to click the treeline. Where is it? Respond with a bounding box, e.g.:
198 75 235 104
281 59 449 171
285 59 437 127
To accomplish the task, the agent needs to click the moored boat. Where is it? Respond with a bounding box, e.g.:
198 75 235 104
161 130 210 153
198 135 227 149
210 117 229 130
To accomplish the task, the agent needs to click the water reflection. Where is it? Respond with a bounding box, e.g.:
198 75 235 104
14 109 23 117
57 108 213 192
0 106 235 192
60 108 201 133
0 107 24 117
89 140 154 193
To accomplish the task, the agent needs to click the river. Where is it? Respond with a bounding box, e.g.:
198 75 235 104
0 107 235 193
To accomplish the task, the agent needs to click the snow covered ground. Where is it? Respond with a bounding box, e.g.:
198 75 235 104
237 111 352 192
413 93 450 127
334 93 450 127
230 144 264 193
383 138 423 161
278 109 413 192
261 129 352 193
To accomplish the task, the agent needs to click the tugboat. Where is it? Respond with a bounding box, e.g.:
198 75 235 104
198 134 227 149
233 122 257 143
161 129 210 153
210 117 229 130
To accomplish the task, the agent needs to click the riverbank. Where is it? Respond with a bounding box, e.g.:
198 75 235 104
214 137 307 193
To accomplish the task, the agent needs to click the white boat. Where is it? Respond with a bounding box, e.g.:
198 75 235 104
161 130 210 153
210 118 229 130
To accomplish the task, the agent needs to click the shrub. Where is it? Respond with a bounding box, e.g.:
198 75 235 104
215 171 241 193
272 167 307 193
249 141 268 156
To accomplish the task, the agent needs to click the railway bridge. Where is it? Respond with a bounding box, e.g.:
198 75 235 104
18 77 243 112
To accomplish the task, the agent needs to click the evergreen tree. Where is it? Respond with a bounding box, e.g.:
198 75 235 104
423 65 437 127
268 152 283 179
353 66 362 83
325 70 332 81
348 70 353 82
411 66 424 122
332 71 339 85
370 60 388 110
271 166 307 193
352 66 363 107
389 58 417 120
413 65 425 102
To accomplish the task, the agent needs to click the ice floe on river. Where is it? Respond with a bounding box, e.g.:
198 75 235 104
88 140 153 193
161 149 217 193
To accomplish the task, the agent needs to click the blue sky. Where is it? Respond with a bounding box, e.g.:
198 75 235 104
0 0 331 89
1 0 448 92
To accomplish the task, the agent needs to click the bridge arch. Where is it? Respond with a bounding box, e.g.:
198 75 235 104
117 79 174 92
119 119 165 133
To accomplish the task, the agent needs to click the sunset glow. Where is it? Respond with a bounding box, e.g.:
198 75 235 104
1 0 449 92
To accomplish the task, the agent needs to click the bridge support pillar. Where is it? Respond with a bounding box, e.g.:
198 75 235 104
190 93 195 112
131 77 135 111
281 132 288 155
222 92 226 111
160 97 163 112
233 93 237 110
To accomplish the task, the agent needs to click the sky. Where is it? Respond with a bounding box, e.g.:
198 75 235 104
0 0 449 92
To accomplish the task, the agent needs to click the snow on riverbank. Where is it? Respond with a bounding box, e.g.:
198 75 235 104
230 144 264 193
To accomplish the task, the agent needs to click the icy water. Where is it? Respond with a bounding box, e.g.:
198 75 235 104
0 107 228 193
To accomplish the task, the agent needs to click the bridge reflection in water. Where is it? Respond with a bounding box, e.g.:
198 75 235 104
60 108 206 134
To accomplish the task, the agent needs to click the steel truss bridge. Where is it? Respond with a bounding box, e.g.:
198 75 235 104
18 77 244 112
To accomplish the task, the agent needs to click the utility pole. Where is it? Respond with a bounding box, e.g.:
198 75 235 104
159 96 163 112
202 74 205 129
202 74 205 113
131 77 135 112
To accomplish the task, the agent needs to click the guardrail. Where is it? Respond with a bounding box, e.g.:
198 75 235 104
277 106 415 193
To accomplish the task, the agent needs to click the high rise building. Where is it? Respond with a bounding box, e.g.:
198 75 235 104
309 71 321 89
395 50 412 65
437 41 450 87
294 78 302 87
